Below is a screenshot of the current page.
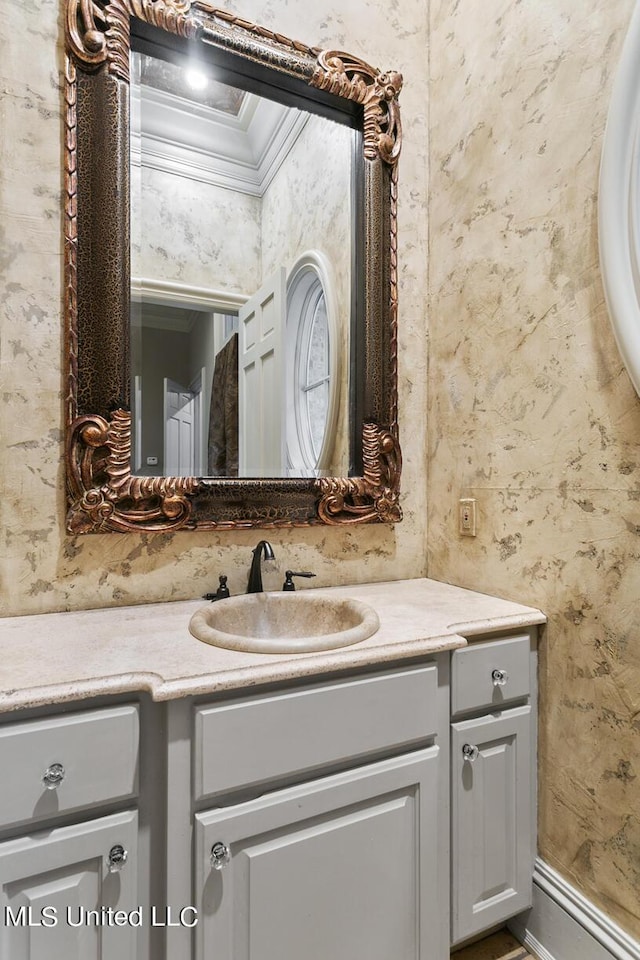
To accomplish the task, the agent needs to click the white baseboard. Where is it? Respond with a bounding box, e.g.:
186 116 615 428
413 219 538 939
508 858 640 960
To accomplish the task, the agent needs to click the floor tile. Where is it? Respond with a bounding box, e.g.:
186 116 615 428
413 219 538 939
451 929 537 960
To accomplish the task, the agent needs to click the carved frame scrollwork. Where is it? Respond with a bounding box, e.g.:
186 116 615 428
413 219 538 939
64 0 402 533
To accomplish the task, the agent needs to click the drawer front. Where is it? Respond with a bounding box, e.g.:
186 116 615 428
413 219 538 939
0 705 139 830
451 634 531 716
194 665 438 800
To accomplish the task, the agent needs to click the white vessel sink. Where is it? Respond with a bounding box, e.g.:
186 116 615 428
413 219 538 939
189 592 380 654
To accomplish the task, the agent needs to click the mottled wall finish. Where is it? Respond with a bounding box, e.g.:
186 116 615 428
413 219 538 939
0 0 428 615
134 166 262 291
428 0 640 938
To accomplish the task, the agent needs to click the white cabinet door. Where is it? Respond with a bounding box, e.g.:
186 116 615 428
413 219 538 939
451 706 533 945
194 749 440 960
0 810 138 960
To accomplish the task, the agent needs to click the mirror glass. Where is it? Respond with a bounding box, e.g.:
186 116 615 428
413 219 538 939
129 49 354 479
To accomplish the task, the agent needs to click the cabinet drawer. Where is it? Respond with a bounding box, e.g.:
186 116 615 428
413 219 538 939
451 634 531 716
194 665 438 800
0 705 139 830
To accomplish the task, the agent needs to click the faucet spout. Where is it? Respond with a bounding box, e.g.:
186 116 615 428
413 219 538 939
246 540 275 593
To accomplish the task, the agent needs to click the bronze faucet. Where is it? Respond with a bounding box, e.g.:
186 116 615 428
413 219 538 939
246 540 275 593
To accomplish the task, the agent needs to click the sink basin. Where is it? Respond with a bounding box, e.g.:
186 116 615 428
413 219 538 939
189 592 380 654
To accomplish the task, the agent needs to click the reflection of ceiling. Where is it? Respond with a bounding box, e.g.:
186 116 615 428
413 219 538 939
136 302 202 333
139 54 246 114
131 52 308 197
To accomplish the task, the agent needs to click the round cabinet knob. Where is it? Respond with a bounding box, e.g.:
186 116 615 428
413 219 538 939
106 844 128 873
491 668 509 687
210 841 231 870
462 743 479 763
42 762 65 790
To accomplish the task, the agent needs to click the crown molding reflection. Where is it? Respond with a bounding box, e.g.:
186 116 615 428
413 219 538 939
132 81 310 195
132 277 248 312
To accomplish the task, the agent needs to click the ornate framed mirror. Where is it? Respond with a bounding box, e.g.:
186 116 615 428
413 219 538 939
64 1 402 532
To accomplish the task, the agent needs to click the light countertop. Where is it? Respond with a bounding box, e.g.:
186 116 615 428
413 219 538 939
0 578 545 713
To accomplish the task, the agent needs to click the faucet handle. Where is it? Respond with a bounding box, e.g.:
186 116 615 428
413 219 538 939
203 575 230 602
282 570 316 591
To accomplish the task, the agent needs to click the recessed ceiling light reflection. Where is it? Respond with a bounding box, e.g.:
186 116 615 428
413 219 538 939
185 68 208 91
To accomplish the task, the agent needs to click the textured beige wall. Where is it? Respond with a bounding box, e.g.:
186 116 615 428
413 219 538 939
428 0 640 939
0 0 428 615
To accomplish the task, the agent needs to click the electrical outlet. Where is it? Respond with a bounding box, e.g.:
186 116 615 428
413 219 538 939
458 498 477 537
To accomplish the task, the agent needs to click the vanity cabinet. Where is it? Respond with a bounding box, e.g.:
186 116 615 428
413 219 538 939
0 705 141 960
450 631 537 947
0 623 539 960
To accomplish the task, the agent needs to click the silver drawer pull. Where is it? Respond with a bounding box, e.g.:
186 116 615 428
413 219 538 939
42 762 65 789
210 841 231 870
462 743 479 763
107 844 128 873
491 668 509 687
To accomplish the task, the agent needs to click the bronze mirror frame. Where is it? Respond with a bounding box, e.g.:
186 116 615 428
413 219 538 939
64 0 402 533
